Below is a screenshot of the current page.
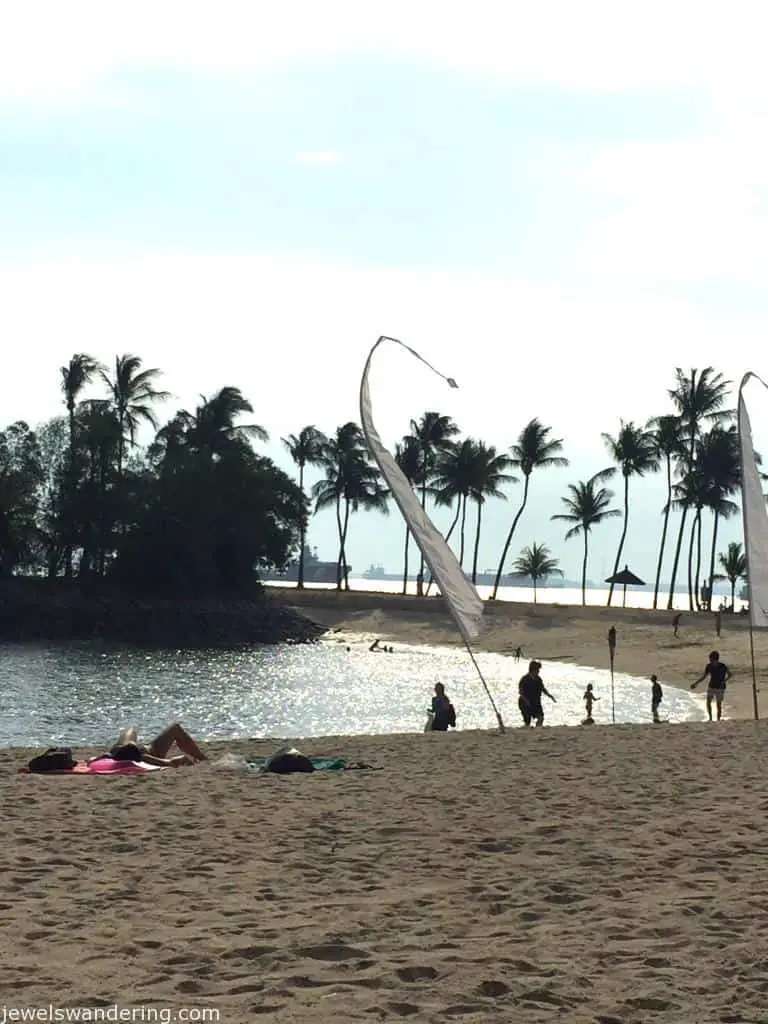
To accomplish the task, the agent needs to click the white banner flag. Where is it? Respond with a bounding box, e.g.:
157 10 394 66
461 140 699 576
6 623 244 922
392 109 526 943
359 337 484 645
738 374 768 628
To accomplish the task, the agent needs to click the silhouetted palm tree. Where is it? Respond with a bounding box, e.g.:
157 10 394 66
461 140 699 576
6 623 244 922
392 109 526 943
314 423 388 589
601 421 659 606
491 419 566 600
99 355 171 477
430 439 480 570
394 435 422 594
409 412 459 587
282 426 329 588
697 427 740 608
715 541 747 608
467 442 514 585
666 368 732 608
647 414 685 608
513 542 563 602
552 470 620 605
60 353 103 577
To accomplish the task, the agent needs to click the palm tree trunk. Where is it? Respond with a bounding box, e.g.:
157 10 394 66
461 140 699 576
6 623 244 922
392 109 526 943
401 527 410 595
297 463 306 589
707 511 720 611
471 500 483 585
731 578 736 607
458 495 468 568
340 499 351 591
652 456 672 609
418 477 427 591
491 475 530 600
335 496 344 590
65 409 76 579
666 504 690 609
533 576 538 603
694 509 703 611
607 474 630 607
686 512 697 611
581 531 589 606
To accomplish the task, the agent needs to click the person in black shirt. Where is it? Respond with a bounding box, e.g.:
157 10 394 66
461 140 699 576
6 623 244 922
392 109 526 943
518 660 556 727
651 674 663 723
691 650 731 720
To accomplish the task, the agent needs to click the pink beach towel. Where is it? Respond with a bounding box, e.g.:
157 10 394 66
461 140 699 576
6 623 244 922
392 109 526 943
21 758 168 775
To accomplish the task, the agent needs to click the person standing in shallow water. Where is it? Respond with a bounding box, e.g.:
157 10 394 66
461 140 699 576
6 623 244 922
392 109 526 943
691 650 731 721
651 674 663 723
518 660 556 727
429 683 456 732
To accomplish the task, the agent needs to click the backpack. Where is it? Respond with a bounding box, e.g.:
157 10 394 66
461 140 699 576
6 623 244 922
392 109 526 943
447 702 456 728
264 747 315 774
27 747 77 773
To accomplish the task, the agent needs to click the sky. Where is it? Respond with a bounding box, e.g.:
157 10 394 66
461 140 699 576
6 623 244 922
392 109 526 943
2 0 768 583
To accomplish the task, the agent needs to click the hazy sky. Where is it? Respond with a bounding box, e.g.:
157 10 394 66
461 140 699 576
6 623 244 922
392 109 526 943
3 1 768 582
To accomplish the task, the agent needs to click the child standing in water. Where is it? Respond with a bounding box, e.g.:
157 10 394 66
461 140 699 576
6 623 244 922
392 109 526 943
582 683 598 724
651 674 663 723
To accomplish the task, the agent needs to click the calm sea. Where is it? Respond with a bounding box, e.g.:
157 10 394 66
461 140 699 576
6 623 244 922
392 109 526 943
275 576 745 612
0 631 704 749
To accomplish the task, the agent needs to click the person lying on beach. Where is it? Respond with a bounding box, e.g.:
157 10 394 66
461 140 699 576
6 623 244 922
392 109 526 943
518 661 556 727
651 675 663 723
103 723 207 767
691 650 731 721
582 683 598 724
429 683 456 731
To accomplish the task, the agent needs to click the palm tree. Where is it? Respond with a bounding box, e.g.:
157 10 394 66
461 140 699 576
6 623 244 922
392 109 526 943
647 414 685 608
491 419 567 600
666 368 732 608
601 421 659 605
715 541 747 608
394 435 422 594
551 469 620 605
409 412 459 588
60 353 103 577
99 355 171 477
467 443 514 585
313 423 388 589
698 427 741 606
513 542 563 602
430 439 480 570
282 426 329 588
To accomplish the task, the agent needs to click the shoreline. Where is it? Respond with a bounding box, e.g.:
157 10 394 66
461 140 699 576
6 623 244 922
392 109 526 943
278 586 763 721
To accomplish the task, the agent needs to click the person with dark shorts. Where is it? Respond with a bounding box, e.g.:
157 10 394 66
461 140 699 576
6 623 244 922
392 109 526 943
691 650 731 721
518 660 556 727
651 674 663 723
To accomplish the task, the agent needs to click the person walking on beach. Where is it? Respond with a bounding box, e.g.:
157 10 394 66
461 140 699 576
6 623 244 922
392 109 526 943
651 674 663 723
715 607 722 638
513 645 524 663
582 683 598 724
673 613 682 638
518 660 556 727
691 650 731 721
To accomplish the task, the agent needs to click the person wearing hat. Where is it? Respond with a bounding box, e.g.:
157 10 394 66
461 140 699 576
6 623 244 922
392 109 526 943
518 660 556 727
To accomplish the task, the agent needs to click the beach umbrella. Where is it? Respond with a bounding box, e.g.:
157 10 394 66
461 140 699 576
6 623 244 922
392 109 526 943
607 626 617 723
605 565 646 608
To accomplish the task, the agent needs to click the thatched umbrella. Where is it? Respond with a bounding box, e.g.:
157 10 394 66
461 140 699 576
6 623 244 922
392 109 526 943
605 565 646 608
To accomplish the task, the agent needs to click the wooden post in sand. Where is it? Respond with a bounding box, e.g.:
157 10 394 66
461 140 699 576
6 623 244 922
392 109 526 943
608 626 617 724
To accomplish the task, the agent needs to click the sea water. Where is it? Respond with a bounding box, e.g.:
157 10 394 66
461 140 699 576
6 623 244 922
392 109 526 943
0 635 704 748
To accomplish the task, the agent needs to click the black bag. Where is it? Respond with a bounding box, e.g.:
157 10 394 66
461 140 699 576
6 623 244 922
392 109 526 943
447 702 456 728
265 749 315 774
27 747 77 773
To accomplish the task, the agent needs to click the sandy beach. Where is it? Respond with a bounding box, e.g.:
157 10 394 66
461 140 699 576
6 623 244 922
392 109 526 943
4 591 768 1022
4 722 768 1023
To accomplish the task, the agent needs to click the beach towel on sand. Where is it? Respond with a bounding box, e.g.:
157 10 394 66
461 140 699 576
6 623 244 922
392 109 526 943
245 748 381 774
20 757 168 775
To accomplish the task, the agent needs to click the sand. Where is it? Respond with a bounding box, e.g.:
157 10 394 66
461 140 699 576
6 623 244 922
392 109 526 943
5 723 768 1023
4 592 768 1022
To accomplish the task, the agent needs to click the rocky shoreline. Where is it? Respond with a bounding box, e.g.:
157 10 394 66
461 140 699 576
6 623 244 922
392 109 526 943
0 581 327 648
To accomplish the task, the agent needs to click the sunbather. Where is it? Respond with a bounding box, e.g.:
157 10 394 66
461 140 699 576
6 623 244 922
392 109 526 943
107 722 207 767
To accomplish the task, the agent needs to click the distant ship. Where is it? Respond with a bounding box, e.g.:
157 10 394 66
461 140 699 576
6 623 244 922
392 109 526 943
262 546 349 585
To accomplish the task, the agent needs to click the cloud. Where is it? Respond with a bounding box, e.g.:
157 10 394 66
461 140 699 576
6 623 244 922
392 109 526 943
294 151 344 165
3 0 768 102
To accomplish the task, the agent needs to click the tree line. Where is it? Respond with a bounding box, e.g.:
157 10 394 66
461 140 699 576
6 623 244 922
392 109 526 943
0 359 752 607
